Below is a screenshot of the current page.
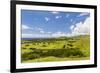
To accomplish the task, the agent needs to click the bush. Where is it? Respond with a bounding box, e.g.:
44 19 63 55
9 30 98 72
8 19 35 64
27 53 40 60
42 45 47 47
62 45 66 48
21 53 29 61
22 48 85 61
21 52 41 61
22 48 26 49
29 48 36 50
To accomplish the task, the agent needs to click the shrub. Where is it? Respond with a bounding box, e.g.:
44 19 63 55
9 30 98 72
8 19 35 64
25 44 29 46
27 53 40 60
21 53 29 61
22 52 41 61
22 48 26 49
62 45 66 48
29 48 36 50
22 48 85 61
42 45 47 47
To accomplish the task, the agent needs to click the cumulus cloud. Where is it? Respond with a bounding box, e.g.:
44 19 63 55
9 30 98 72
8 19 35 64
71 17 90 35
22 25 32 30
51 31 67 37
70 25 74 30
35 27 43 31
22 33 50 38
22 33 33 38
77 12 89 17
55 16 62 19
45 17 50 21
35 27 45 34
51 11 59 14
40 30 45 33
22 17 90 38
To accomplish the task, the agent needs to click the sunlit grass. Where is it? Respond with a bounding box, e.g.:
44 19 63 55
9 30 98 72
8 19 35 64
21 35 90 63
22 56 90 63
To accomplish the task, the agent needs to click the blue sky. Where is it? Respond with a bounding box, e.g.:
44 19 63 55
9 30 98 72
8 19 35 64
21 10 90 38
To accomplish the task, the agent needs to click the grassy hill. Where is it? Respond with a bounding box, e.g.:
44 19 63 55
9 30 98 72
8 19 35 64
21 35 90 63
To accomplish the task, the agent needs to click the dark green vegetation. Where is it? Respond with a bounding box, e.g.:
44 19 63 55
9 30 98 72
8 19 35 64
21 35 90 63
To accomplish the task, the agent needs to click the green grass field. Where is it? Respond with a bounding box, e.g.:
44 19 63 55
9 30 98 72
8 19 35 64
21 35 90 63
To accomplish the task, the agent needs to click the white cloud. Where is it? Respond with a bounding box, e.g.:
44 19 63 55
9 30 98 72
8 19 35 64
70 25 74 30
55 16 62 19
22 25 32 30
22 32 67 38
35 27 45 33
51 31 67 37
22 17 90 38
55 16 59 19
51 11 59 14
40 30 45 33
71 17 90 35
22 33 50 38
45 17 50 21
22 33 34 38
35 27 43 31
77 13 89 17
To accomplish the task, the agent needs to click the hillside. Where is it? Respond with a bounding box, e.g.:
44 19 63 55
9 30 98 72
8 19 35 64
21 35 90 63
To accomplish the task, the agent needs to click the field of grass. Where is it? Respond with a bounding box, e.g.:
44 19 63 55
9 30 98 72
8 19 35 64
21 35 90 63
23 56 90 63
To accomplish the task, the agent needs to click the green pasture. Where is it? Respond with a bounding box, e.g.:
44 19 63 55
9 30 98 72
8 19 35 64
21 35 90 63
